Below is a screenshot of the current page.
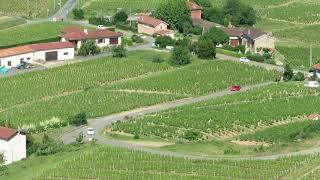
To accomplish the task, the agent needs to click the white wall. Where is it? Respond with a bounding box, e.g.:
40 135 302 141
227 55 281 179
0 134 26 165
33 48 74 61
0 52 34 69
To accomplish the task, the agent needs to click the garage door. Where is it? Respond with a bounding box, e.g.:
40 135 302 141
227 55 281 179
45 51 58 61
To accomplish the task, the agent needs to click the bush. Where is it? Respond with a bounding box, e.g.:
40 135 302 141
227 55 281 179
235 45 245 54
283 64 294 82
175 38 191 48
196 38 216 59
26 135 38 156
152 56 165 63
184 130 201 141
76 132 85 144
134 134 140 139
89 16 112 26
113 11 128 24
155 36 175 48
264 59 275 65
222 44 234 51
72 8 84 20
263 53 272 60
131 35 143 43
122 37 133 46
170 46 191 66
247 54 265 62
36 134 63 156
191 25 203 35
78 40 101 56
112 45 127 58
69 112 87 127
292 72 305 81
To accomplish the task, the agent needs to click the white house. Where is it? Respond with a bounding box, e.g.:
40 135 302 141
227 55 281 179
60 26 122 49
0 41 75 69
0 127 26 165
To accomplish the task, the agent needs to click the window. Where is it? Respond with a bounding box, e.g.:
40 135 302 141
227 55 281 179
8 61 11 66
64 52 69 55
98 39 104 43
27 57 31 60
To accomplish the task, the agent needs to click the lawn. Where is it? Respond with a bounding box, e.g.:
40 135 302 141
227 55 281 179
4 144 319 179
111 83 320 140
0 0 68 19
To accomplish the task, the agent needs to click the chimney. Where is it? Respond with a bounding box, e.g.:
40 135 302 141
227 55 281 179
84 29 88 34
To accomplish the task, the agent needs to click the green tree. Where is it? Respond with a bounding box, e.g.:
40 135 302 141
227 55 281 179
155 36 175 48
112 45 127 58
155 0 191 32
204 27 229 46
170 46 191 66
193 0 212 9
204 7 223 24
196 38 216 59
113 11 128 24
69 112 88 127
36 134 63 156
222 0 256 26
72 8 84 20
283 64 294 82
78 40 101 56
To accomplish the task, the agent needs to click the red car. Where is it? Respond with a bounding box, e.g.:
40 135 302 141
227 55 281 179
230 85 241 91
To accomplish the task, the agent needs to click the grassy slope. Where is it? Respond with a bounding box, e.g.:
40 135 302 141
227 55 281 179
0 17 26 30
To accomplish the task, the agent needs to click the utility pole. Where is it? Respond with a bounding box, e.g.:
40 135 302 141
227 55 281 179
310 45 313 67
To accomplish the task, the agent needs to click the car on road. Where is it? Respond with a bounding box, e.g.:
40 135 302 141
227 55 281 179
304 81 319 88
87 127 95 135
239 57 250 63
97 25 107 30
17 62 31 70
230 85 241 91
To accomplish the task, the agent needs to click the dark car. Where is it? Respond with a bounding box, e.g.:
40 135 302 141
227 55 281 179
230 85 241 91
17 62 31 70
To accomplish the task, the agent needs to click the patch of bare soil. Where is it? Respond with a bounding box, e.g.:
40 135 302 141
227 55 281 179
0 16 9 20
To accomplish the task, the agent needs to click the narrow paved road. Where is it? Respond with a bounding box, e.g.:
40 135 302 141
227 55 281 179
53 0 77 19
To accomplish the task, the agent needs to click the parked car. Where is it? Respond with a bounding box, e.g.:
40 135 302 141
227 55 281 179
304 81 319 88
87 127 95 135
97 25 107 30
230 85 241 91
239 57 250 63
17 62 31 70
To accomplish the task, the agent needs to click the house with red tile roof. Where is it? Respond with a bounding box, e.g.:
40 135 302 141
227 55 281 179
307 113 320 120
0 127 26 165
137 16 175 38
0 41 75 69
60 27 122 49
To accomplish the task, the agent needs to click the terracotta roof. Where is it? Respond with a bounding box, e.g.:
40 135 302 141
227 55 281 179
61 29 122 41
313 64 320 70
0 127 17 141
243 28 267 41
223 28 244 37
62 26 83 34
137 16 168 27
29 41 74 51
0 45 34 58
187 1 203 10
307 113 320 120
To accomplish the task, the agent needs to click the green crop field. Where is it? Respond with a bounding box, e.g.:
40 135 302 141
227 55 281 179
111 83 320 140
0 22 78 48
0 0 68 19
0 17 26 30
0 51 277 130
3 145 317 179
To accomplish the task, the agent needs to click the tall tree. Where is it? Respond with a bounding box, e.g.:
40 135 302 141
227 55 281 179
222 0 256 26
155 0 192 32
196 38 216 59
193 0 212 9
204 27 229 46
170 46 191 66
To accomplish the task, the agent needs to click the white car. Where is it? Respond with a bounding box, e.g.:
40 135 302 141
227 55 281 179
97 25 107 30
239 57 250 63
304 81 319 88
87 127 95 135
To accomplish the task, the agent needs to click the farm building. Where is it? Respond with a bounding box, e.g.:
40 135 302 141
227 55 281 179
0 41 75 69
137 16 175 38
187 0 203 20
0 127 26 165
60 27 122 49
223 27 275 53
307 113 320 120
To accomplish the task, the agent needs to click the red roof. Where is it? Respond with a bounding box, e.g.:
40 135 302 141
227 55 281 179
138 16 168 27
308 113 320 120
0 127 17 141
313 64 320 70
29 41 74 51
187 1 203 10
223 28 244 37
0 45 34 58
61 28 122 41
62 26 83 34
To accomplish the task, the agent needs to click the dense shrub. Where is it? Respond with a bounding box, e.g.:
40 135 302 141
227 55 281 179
247 54 265 62
155 36 175 48
184 130 201 141
122 37 133 46
69 112 88 127
78 40 101 56
170 46 191 65
112 45 127 58
292 72 305 81
196 38 216 59
89 16 112 26
131 35 143 43
36 134 63 156
113 11 128 24
72 8 84 20
263 53 272 60
283 64 294 82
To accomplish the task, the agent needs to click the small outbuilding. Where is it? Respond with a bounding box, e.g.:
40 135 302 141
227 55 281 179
307 113 320 120
0 127 26 165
